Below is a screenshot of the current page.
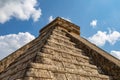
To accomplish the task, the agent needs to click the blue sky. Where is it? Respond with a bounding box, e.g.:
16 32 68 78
0 0 120 60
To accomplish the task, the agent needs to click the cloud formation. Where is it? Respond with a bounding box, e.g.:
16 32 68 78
0 0 41 24
88 30 120 46
110 50 120 60
0 32 35 60
90 19 97 28
48 16 54 22
48 16 71 22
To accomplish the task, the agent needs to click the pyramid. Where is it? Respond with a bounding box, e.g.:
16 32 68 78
0 17 120 80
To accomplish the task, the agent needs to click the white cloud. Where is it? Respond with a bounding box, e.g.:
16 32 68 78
48 16 54 22
90 19 97 28
88 31 107 46
0 32 35 60
0 0 41 24
110 51 120 60
48 16 71 22
88 30 120 46
107 30 120 45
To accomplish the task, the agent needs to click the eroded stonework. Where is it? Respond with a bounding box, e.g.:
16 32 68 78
0 17 120 80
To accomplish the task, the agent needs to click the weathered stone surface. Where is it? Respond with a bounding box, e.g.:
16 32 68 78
23 77 52 80
26 68 51 78
53 73 67 80
0 17 119 80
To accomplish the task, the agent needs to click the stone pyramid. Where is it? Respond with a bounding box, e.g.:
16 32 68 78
0 17 120 80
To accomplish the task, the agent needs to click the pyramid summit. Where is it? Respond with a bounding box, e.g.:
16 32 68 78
0 17 120 80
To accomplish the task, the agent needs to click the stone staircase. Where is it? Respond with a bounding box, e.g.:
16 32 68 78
25 27 110 80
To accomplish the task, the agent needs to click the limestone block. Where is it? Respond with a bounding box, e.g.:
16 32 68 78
53 61 64 68
36 53 53 64
53 73 67 80
41 58 53 65
76 57 89 63
48 36 74 47
29 63 55 71
61 53 72 59
41 48 55 55
63 62 76 69
26 68 51 78
53 29 66 36
52 66 65 73
52 32 70 40
65 74 77 80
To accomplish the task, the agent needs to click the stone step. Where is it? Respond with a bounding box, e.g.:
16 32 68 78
29 63 110 79
26 68 52 79
52 29 67 36
51 29 81 49
49 35 75 47
46 40 82 53
42 45 89 60
51 31 70 40
37 51 97 70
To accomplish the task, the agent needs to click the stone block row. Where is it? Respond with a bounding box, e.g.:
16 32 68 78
36 52 99 74
42 45 89 62
28 63 109 80
48 35 75 47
